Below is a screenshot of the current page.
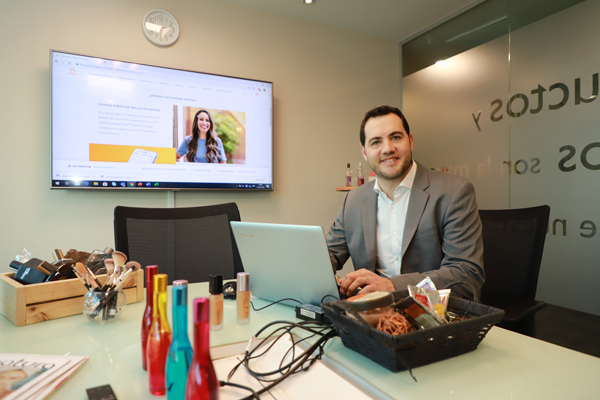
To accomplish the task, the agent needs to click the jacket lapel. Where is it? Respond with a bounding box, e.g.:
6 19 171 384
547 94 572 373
402 163 430 256
361 185 378 271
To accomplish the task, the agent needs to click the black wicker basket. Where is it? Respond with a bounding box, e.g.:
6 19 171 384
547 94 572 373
322 290 504 372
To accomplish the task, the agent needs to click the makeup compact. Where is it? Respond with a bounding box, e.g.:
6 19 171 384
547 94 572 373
13 264 48 285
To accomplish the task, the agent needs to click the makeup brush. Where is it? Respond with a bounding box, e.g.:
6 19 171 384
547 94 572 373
112 251 127 268
99 259 117 289
105 258 115 275
105 252 127 288
105 264 134 292
125 261 141 272
71 263 92 290
98 259 116 289
94 266 136 313
93 257 113 276
75 262 101 291
109 268 136 296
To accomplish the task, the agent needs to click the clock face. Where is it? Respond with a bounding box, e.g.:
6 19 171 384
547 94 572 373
143 10 179 46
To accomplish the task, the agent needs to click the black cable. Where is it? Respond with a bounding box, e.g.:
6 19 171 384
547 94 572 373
321 294 339 303
230 322 332 378
245 325 329 380
226 320 338 400
239 330 333 390
227 321 331 382
239 329 339 400
251 298 302 311
219 380 260 399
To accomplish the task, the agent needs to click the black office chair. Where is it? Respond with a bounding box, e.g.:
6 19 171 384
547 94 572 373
114 203 244 284
479 205 550 336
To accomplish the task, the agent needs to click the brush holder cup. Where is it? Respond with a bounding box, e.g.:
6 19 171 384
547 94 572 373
82 288 127 324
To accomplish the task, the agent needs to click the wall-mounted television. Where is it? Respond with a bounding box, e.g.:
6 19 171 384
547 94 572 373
51 50 273 190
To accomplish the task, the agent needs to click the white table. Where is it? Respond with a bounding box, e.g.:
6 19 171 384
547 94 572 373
1 282 599 399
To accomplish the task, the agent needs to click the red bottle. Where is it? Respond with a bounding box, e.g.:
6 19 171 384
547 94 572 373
148 274 172 396
185 298 219 400
141 265 158 370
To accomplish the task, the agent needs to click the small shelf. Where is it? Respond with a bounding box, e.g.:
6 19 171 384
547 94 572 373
336 186 356 192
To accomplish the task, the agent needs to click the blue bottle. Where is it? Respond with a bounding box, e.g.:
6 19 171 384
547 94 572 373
166 280 193 399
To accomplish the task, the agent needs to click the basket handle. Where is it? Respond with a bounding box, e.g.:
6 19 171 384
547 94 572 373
329 300 373 329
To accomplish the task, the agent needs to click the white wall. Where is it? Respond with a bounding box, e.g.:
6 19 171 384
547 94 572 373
0 0 399 273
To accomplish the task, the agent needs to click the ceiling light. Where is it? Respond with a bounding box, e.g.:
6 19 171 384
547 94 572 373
304 0 315 4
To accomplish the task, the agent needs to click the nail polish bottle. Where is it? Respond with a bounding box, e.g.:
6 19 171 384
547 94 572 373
166 280 193 400
345 163 352 186
209 274 224 331
236 272 250 325
185 298 219 400
141 265 158 371
357 162 365 186
148 274 172 396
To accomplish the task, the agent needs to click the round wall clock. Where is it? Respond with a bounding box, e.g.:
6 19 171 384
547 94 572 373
142 9 179 46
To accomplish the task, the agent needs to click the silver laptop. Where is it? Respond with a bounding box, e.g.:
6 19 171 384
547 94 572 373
230 221 340 306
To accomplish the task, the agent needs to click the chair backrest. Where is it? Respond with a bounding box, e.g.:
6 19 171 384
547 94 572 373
114 203 243 284
479 205 550 309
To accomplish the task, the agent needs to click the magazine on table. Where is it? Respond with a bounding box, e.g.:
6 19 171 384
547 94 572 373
0 353 88 400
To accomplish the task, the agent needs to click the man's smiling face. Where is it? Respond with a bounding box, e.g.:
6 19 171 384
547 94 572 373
361 113 413 184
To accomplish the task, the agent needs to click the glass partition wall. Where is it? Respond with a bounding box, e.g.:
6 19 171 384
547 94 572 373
402 0 599 315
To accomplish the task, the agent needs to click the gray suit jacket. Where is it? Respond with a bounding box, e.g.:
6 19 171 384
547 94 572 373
326 162 484 299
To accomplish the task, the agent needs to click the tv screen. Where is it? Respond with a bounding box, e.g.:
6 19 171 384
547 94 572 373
51 50 273 190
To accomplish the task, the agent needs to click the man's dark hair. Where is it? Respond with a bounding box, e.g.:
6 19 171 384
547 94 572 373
359 105 410 146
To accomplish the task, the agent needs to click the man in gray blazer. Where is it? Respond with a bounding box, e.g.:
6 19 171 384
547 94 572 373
327 106 484 300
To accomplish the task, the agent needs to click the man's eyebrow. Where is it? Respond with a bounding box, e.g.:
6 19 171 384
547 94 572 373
368 131 404 143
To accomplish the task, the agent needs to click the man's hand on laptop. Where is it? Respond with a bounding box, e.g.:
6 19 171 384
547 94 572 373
339 269 394 296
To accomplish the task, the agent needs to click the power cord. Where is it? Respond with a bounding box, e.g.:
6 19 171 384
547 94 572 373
226 320 338 400
321 294 339 303
251 298 303 311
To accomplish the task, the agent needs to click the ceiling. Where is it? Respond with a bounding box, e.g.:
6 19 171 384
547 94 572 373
223 0 484 43
222 0 585 75
402 0 585 75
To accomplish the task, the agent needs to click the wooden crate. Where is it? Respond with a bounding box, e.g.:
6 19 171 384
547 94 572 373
0 269 144 326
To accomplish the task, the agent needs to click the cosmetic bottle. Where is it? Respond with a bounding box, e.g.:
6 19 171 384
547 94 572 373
185 298 219 400
166 280 193 400
209 274 224 331
142 265 158 371
357 162 365 186
236 272 250 325
345 163 352 186
148 274 172 396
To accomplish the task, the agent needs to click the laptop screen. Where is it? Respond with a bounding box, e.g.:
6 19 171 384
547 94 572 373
230 221 340 306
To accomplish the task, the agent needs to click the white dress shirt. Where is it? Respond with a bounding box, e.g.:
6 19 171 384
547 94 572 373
374 160 417 277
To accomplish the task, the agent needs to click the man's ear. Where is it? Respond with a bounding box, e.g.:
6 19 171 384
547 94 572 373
360 145 368 161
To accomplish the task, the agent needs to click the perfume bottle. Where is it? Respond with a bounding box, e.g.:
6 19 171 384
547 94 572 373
237 272 250 325
345 163 352 186
141 265 158 371
209 274 224 331
357 162 365 186
185 298 219 400
148 274 172 396
166 280 193 400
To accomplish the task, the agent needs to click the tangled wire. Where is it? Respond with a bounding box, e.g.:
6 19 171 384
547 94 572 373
376 312 414 335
